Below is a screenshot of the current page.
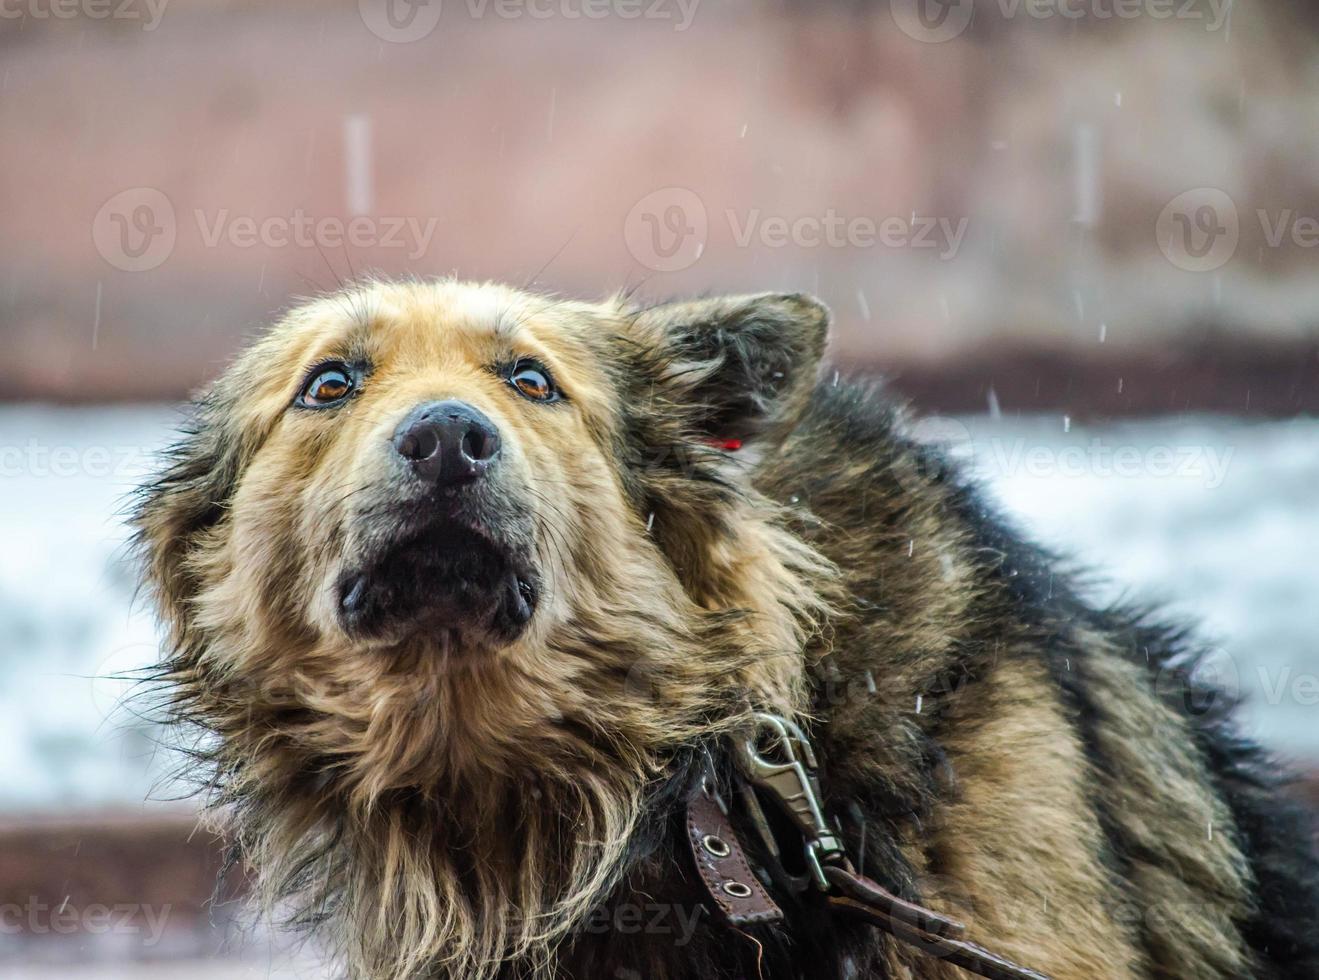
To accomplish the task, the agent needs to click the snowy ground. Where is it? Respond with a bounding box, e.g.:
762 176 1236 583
957 413 1319 756
1 405 1317 817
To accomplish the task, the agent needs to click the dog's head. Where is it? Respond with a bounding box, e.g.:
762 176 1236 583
134 279 832 978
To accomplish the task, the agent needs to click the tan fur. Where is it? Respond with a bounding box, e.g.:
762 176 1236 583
135 278 1299 979
136 279 831 979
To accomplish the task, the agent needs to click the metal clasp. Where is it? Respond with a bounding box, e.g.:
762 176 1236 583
733 712 849 891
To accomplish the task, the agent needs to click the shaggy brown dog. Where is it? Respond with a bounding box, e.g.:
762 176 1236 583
135 279 1319 979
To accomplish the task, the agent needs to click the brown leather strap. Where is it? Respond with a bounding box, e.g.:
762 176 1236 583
823 864 966 937
683 789 1054 980
686 788 784 926
824 866 1052 980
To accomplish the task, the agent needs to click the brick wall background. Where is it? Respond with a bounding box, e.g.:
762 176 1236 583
3 2 1317 974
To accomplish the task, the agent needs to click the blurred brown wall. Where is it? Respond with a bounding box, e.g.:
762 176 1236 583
3 1 1318 414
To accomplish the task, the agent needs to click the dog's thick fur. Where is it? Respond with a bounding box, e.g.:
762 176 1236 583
135 279 1319 979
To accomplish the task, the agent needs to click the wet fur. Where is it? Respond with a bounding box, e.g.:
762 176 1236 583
134 279 1319 979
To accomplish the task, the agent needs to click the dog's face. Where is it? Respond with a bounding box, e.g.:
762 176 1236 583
234 285 629 652
145 280 827 661
135 279 832 978
161 280 817 655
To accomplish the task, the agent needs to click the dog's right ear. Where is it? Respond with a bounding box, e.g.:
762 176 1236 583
132 388 248 635
627 292 830 448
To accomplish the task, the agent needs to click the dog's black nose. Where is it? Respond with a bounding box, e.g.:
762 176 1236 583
392 400 501 486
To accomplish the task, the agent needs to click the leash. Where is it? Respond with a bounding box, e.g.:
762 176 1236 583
685 713 1052 980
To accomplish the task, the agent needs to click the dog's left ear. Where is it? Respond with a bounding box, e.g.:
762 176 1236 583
629 292 830 446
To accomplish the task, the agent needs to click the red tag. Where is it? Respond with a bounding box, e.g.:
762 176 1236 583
704 437 743 452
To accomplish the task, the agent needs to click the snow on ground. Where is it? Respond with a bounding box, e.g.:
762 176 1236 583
1 406 1315 815
956 414 1319 757
0 406 178 812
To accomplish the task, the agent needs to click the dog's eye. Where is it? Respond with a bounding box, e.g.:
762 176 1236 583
298 363 355 407
509 361 559 403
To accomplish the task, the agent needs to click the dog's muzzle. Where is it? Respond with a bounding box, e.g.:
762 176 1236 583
335 399 538 646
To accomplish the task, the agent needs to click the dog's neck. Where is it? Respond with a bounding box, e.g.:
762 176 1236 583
218 498 834 980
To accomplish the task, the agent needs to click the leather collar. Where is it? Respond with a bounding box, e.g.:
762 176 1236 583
684 725 1053 980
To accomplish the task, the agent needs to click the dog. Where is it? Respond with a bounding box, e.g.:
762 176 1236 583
134 279 1319 979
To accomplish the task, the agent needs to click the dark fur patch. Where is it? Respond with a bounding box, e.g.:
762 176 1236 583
134 282 1319 979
